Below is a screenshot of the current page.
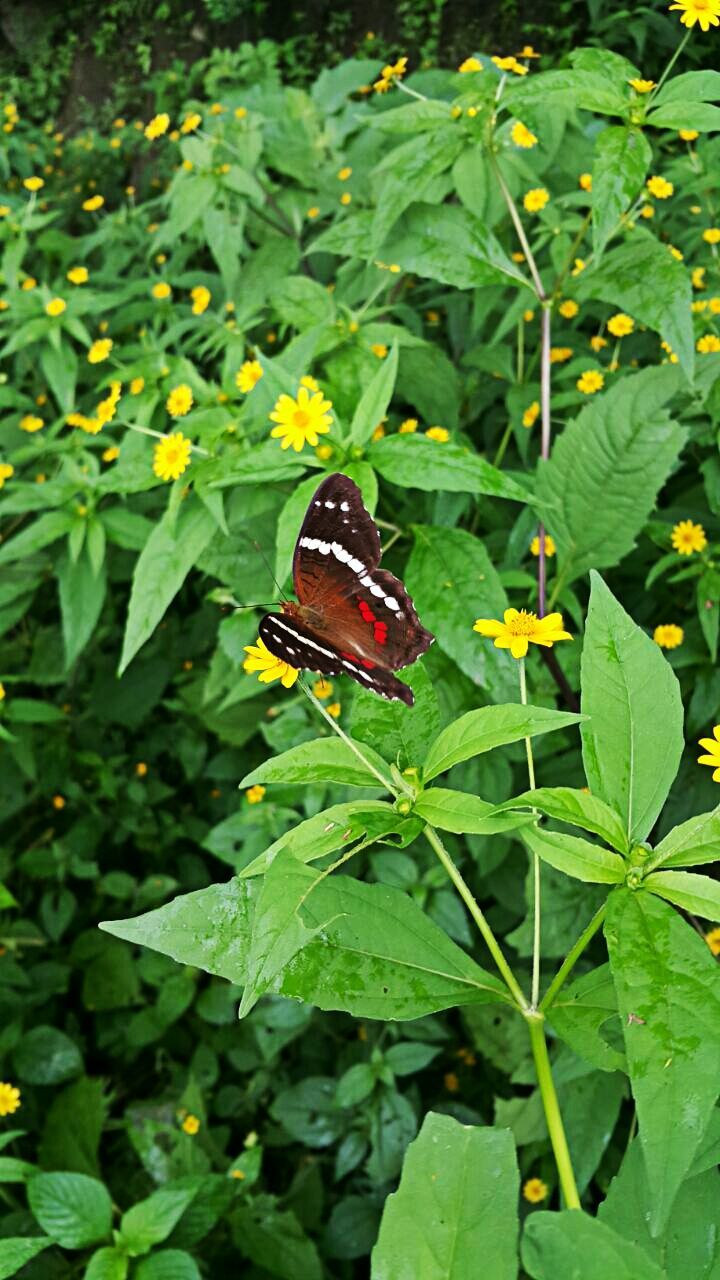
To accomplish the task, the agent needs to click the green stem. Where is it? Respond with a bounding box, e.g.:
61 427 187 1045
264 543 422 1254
424 824 529 1010
650 27 691 99
491 155 545 299
300 680 399 795
527 1014 581 1209
540 902 607 1011
492 419 514 469
519 660 541 1008
119 419 209 455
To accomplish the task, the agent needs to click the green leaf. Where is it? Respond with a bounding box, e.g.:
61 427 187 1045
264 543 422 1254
508 68 630 116
350 662 439 769
239 800 411 879
424 704 584 781
575 231 694 376
39 1077 108 1177
134 1251 201 1280
371 133 470 251
379 201 531 290
644 869 720 920
548 963 626 1073
28 1171 113 1249
522 1210 665 1280
646 101 720 131
500 787 628 853
581 574 683 845
311 58 382 111
232 1201 322 1280
605 889 720 1233
0 1157 36 1183
369 434 531 502
652 69 720 106
538 366 686 587
85 1247 130 1280
592 126 651 258
119 497 216 674
396 343 461 430
413 789 532 836
240 735 391 789
270 275 334 329
521 825 626 884
119 1180 203 1256
40 338 77 413
57 548 107 669
14 1025 83 1085
650 805 720 869
0 1239 53 1280
0 510 73 567
372 1113 519 1280
350 342 399 446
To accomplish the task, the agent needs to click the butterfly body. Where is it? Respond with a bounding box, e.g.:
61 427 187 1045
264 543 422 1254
259 474 433 705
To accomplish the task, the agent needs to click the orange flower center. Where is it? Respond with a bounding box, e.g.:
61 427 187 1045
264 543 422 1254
508 610 538 636
293 409 310 429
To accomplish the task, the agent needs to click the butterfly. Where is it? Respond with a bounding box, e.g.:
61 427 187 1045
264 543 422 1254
259 473 433 706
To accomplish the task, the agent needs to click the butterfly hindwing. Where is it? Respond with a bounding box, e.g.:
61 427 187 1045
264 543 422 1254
259 612 415 705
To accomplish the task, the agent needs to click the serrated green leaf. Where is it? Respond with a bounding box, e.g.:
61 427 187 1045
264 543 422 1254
0 1239 53 1280
592 126 651 258
350 342 398 445
424 704 583 780
644 869 720 920
413 788 532 836
523 1210 664 1280
28 1171 112 1249
548 963 626 1073
521 825 625 884
500 787 628 853
369 434 531 501
240 735 392 789
379 202 530 290
650 805 720 869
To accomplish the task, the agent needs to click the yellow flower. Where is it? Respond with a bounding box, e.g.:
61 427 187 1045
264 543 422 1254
234 106 247 119
516 44 541 58
371 343 388 358
668 0 720 30
704 228 720 244
246 784 266 804
577 370 604 394
372 422 386 441
23 176 44 192
523 309 535 322
46 297 66 317
313 678 333 699
210 102 226 114
698 334 720 353
306 206 320 219
571 258 586 276
88 338 113 363
491 55 528 75
590 335 607 352
671 519 707 555
269 385 333 452
511 121 537 148
0 681 4 699
549 347 573 363
654 624 684 649
426 426 449 442
646 175 673 199
316 444 333 461
181 112 202 134
135 762 148 778
82 195 104 211
20 414 44 433
669 245 683 261
67 266 88 284
190 285 211 315
0 1082 21 1117
523 187 549 213
473 608 572 660
523 1178 548 1204
327 702 342 718
337 166 352 180
0 205 9 216
579 172 592 192
166 384 194 417
399 417 418 433
0 463 14 487
340 192 352 206
698 725 720 780
558 299 578 319
710 297 720 313
52 794 66 810
153 432 192 482
640 204 655 219
243 635 299 688
374 55 408 92
145 113 170 140
607 313 634 337
458 56 483 72
705 926 720 955
236 360 263 393
628 78 656 92
102 446 120 462
181 1114 200 1135
679 128 700 141
530 534 556 556
522 401 540 429
300 375 320 392
152 281 172 300
130 376 145 395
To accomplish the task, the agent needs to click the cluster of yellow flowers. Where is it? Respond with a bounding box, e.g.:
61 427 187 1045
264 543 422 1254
67 381 122 435
373 56 408 94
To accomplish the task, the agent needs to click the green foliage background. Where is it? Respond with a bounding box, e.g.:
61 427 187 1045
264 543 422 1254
1 5 720 1278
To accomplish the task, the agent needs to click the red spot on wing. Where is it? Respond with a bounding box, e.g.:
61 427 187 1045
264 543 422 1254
358 600 376 624
374 621 388 645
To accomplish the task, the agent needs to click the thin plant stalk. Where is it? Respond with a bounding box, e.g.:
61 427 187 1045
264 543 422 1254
519 659 541 1008
540 902 607 1011
527 1014 581 1209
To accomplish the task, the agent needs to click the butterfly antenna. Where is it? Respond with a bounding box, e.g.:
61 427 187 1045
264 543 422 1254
252 538 289 603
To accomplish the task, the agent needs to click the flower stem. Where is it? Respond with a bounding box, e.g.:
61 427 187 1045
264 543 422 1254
423 824 529 1010
119 419 209 455
651 27 691 99
299 680 399 795
540 902 607 1011
527 1012 581 1209
491 156 546 300
519 660 541 1008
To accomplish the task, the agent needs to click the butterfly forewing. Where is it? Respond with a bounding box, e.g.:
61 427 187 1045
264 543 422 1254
293 472 381 609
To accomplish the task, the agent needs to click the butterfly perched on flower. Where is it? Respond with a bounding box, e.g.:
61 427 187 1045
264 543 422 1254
259 473 433 705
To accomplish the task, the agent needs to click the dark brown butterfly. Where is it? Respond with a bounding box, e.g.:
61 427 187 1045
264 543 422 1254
259 473 433 705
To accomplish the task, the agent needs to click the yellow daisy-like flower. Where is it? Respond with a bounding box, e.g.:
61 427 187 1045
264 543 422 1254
577 370 604 394
46 297 66 317
491 55 528 75
145 113 170 140
316 444 333 461
190 285 211 315
559 299 578 319
300 375 320 392
671 519 707 555
698 334 720 353
628 78 656 92
590 335 607 352
550 347 573 363
371 344 388 359
704 228 720 244
511 121 537 148
523 187 549 213
0 1082 21 1117
313 678 333 699
130 376 145 395
372 422 386 441
0 462 14 487
246 784 266 804
654 624 684 649
306 206 320 219
20 414 44 433
516 44 541 58
640 204 655 218
181 112 202 134
523 1178 548 1204
23 176 44 192
82 194 104 211
166 384 194 417
236 360 264 394
181 1114 200 1135
607 313 634 337
579 172 592 192
522 401 540 429
399 418 418 433
340 192 352 206
647 175 674 199
680 128 700 141
458 56 483 72
67 266 88 284
668 0 720 29
102 446 120 463
152 281 172 300
571 258 586 276
705 926 720 955
337 166 352 180
270 386 333 452
473 608 572 660
530 534 556 556
243 636 299 688
327 702 342 718
88 338 113 363
426 426 449 442
153 432 192 482
698 725 720 780
710 297 720 313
